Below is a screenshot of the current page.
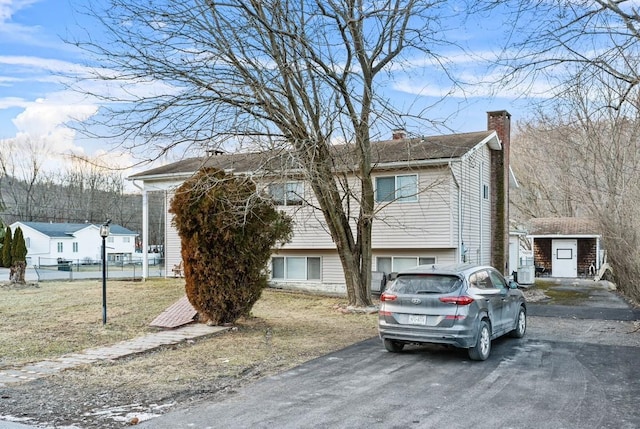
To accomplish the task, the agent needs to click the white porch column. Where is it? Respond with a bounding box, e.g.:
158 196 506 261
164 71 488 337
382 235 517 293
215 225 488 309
142 188 149 279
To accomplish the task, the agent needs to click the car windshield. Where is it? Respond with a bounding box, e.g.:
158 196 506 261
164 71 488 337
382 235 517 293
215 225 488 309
389 274 461 294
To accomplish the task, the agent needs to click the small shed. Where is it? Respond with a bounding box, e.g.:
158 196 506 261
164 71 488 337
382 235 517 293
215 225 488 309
526 218 603 278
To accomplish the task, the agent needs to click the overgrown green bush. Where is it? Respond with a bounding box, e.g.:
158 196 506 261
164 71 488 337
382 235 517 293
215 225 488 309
170 168 292 324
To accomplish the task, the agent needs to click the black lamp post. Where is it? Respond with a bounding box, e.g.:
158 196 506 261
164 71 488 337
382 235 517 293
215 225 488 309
99 219 111 325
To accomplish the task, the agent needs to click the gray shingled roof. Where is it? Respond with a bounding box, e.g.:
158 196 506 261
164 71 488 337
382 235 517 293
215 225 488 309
526 218 600 236
129 130 495 180
19 222 138 237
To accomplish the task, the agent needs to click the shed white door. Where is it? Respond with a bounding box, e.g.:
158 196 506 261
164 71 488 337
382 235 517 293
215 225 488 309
552 239 577 277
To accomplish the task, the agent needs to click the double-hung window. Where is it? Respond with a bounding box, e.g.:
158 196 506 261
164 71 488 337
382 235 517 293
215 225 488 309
272 256 321 280
57 242 63 253
269 182 303 206
375 174 418 202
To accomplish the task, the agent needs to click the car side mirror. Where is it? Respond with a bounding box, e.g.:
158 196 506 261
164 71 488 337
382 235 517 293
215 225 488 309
508 280 519 289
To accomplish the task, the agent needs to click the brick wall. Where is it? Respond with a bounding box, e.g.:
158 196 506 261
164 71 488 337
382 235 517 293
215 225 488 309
487 110 511 274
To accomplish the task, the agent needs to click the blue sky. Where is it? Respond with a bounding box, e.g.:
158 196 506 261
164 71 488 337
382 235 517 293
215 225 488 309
0 0 543 175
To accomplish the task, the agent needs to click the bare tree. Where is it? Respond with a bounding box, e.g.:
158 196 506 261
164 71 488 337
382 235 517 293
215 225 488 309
72 0 487 306
57 157 130 225
501 0 640 300
0 138 54 222
0 144 143 232
511 76 640 301
505 0 640 110
510 120 582 220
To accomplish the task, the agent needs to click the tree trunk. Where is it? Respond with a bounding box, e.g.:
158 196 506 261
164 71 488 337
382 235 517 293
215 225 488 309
10 261 26 284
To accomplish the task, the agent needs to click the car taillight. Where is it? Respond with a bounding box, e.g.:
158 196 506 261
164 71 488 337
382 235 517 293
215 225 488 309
380 292 397 302
439 296 474 305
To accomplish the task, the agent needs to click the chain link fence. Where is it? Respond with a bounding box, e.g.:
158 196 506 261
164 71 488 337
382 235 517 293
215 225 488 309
22 256 169 282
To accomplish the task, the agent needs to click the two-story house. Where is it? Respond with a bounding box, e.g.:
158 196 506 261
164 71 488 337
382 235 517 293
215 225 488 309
129 110 515 294
10 221 138 267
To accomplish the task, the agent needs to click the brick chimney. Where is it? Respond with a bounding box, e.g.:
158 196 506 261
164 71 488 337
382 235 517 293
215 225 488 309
487 110 511 275
392 129 407 140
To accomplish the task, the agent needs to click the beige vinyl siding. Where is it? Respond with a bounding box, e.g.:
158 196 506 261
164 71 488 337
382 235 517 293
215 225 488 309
269 249 345 294
281 204 335 249
455 146 492 265
281 166 458 251
164 191 182 272
372 167 455 248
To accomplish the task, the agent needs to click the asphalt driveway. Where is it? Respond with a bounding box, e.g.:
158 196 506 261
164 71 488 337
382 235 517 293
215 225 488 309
139 280 640 429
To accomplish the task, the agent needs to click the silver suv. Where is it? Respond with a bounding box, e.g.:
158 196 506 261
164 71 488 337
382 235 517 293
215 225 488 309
378 263 527 360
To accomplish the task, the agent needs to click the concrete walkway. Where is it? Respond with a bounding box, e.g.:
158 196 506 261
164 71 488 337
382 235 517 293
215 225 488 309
0 323 229 388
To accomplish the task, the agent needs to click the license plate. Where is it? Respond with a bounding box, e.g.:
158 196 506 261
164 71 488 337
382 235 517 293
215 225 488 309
408 314 427 325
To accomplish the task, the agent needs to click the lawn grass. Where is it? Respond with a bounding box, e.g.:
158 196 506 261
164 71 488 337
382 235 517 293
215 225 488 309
0 279 185 366
0 279 379 371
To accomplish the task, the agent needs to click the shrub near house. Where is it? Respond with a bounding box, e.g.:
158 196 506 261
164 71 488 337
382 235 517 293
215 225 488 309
170 168 292 325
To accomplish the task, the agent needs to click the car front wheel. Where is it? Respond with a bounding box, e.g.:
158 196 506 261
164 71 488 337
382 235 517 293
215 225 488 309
509 306 526 338
468 319 491 361
383 339 405 353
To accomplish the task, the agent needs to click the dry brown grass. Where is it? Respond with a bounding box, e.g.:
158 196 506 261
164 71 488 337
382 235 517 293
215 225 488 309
0 279 378 372
0 279 378 428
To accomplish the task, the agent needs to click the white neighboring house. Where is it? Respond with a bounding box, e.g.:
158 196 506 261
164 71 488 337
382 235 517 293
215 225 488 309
128 111 517 295
9 222 138 267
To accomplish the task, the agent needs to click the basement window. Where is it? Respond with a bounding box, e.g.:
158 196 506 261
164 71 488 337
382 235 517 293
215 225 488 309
272 256 321 280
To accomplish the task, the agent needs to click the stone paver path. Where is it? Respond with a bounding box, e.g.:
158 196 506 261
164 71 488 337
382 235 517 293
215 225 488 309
0 324 229 387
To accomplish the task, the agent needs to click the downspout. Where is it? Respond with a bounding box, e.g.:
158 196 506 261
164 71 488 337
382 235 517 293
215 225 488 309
449 162 463 263
479 161 484 264
132 180 149 281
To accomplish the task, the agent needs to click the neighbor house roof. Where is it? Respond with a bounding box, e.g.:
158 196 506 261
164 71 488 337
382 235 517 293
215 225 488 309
526 218 600 237
15 222 137 238
129 130 497 181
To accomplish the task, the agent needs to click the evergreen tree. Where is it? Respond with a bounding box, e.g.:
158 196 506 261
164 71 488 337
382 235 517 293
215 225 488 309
0 220 5 264
2 227 12 268
10 226 27 284
12 227 27 262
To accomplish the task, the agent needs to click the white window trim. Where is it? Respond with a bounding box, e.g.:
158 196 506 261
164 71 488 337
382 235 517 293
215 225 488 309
375 174 418 203
271 256 321 281
269 181 304 206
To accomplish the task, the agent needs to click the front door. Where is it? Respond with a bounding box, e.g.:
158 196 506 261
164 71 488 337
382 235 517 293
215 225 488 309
552 239 578 277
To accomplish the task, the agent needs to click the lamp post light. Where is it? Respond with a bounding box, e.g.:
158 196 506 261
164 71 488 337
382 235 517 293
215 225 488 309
99 219 111 325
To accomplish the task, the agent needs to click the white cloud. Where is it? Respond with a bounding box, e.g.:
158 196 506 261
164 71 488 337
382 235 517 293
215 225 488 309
0 0 46 46
12 98 97 135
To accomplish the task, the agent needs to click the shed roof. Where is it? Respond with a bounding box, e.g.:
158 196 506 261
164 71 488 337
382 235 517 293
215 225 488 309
526 218 600 237
129 130 496 180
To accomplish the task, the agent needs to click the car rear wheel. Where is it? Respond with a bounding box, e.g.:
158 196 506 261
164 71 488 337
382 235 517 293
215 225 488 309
468 319 491 361
509 306 526 338
383 339 405 353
